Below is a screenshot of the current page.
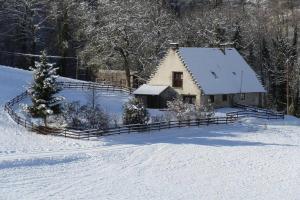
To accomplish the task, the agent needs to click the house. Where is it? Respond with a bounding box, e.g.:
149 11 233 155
133 44 266 108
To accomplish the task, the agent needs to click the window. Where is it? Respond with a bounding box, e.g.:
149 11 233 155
183 95 196 104
222 94 227 102
209 95 215 103
232 72 236 75
240 93 246 100
210 71 218 79
172 72 183 88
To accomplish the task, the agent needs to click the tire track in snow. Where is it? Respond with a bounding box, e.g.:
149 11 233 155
0 143 148 168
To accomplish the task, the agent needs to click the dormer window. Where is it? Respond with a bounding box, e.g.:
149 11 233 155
172 72 183 88
211 71 218 79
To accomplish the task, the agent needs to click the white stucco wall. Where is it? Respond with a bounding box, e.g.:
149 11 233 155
148 48 263 107
148 49 203 105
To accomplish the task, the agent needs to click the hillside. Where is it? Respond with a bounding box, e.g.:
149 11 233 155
1 66 300 200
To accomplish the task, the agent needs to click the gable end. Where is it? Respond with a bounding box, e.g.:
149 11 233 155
175 49 203 93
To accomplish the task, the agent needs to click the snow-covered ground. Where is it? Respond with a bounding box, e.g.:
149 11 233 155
1 65 300 200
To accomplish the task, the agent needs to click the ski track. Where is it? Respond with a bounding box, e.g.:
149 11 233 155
1 65 300 200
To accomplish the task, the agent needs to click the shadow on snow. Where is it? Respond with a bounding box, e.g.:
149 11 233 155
99 123 296 148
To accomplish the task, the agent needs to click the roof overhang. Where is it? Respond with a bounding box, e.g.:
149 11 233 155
133 84 169 96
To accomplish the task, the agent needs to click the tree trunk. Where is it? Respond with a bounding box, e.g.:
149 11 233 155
118 47 131 88
124 58 131 88
44 116 47 127
286 62 290 114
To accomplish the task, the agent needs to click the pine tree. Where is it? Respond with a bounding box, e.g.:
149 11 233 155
28 51 62 126
272 37 293 111
247 43 256 68
232 23 243 52
290 26 299 114
214 23 226 48
260 38 272 92
123 98 149 125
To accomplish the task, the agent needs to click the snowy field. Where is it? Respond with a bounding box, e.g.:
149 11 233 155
1 65 300 200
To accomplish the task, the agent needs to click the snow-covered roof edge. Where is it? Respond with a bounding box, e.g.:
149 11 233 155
174 49 204 93
177 47 266 95
148 49 172 84
133 84 169 95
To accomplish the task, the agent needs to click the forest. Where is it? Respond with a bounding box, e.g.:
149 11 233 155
0 0 299 114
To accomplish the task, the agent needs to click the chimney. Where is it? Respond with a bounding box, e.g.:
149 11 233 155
219 44 226 55
170 42 179 50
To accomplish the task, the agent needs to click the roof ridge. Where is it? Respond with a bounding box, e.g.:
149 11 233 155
177 47 265 94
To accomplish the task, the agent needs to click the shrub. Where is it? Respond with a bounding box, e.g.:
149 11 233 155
62 101 109 130
167 97 214 121
123 98 149 125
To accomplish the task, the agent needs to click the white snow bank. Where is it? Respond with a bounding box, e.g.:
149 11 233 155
1 65 300 200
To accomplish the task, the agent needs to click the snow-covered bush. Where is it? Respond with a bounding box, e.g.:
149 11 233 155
166 97 194 121
27 51 63 126
62 101 83 128
204 99 215 118
167 97 214 121
62 102 109 130
81 105 110 130
123 98 149 125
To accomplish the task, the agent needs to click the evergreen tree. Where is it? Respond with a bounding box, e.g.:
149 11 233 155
28 51 62 126
214 23 226 48
261 38 271 89
272 37 293 111
290 26 299 114
247 43 256 68
232 23 243 52
123 98 149 125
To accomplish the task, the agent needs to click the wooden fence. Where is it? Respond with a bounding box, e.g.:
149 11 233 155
62 116 238 139
228 103 285 119
4 91 237 139
4 81 134 138
4 82 284 140
57 81 132 94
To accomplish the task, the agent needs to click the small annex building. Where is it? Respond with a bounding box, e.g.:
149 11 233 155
133 44 266 108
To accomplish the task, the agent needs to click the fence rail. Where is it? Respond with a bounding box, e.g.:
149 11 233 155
4 82 284 140
62 116 238 139
228 103 285 119
57 81 132 93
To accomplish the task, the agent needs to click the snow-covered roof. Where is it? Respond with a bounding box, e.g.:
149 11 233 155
133 84 169 95
178 48 266 95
